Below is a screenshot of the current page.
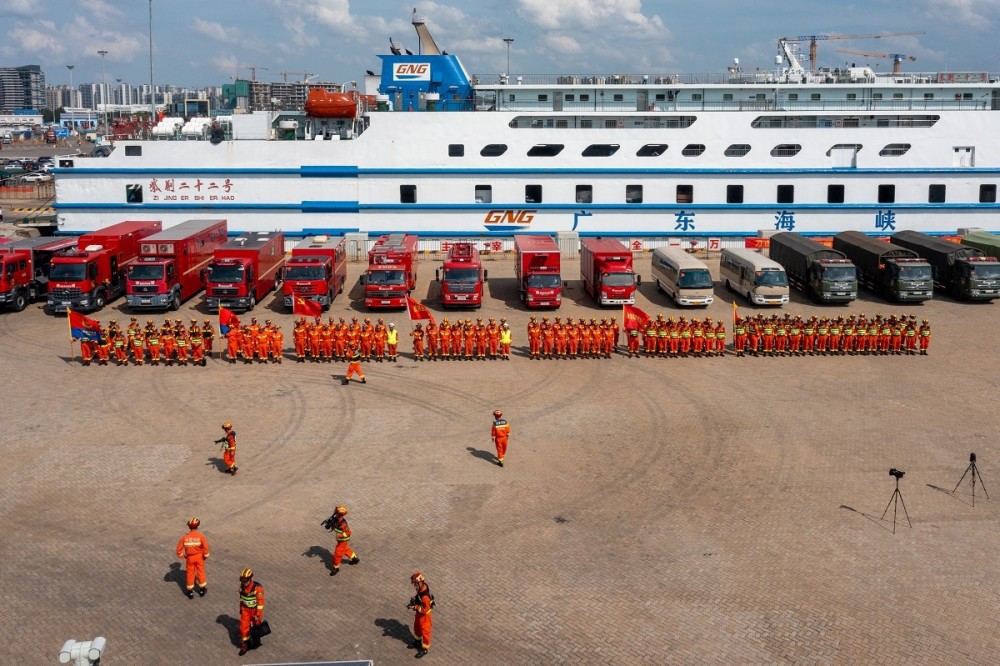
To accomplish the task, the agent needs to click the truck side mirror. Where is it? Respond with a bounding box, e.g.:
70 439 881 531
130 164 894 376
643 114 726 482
360 274 367 286
483 269 488 282
435 268 440 282
635 275 641 286
200 268 208 283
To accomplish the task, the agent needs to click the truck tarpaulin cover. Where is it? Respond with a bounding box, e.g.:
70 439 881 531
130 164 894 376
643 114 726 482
406 296 436 325
68 308 101 342
293 296 323 318
218 307 239 335
622 304 650 331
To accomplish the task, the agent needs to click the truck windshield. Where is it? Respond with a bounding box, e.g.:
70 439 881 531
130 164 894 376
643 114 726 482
207 264 245 283
822 266 856 281
755 270 788 287
368 269 405 285
970 264 1000 280
678 269 713 289
898 265 931 281
49 262 87 281
602 272 635 287
444 268 480 283
128 264 164 280
284 265 325 280
527 273 561 288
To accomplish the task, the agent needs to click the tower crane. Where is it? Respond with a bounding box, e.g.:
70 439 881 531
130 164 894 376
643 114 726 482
237 65 269 82
778 32 924 73
279 70 313 83
836 49 917 75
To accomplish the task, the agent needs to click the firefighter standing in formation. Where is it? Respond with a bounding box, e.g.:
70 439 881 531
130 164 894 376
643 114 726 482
407 317 512 360
326 505 360 576
237 568 266 656
527 315 619 359
634 314 727 358
215 422 239 475
732 313 929 357
492 409 510 467
408 572 434 658
175 517 210 598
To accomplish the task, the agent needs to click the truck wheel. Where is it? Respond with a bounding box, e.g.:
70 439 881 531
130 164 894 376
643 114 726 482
170 292 181 311
248 293 256 311
94 291 106 309
12 290 28 312
725 279 732 292
327 289 334 308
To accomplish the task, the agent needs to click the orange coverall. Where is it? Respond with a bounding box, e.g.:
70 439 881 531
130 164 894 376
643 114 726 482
222 430 237 474
239 581 265 646
176 529 210 591
492 417 510 464
411 584 433 651
331 516 357 571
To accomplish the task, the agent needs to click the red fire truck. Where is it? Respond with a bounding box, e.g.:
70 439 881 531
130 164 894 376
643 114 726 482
204 232 285 312
363 233 418 309
580 237 640 306
514 235 562 309
0 236 77 312
125 219 228 311
436 241 487 308
282 235 348 311
47 220 163 313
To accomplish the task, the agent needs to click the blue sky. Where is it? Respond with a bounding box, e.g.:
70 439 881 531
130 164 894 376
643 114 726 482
4 0 1000 88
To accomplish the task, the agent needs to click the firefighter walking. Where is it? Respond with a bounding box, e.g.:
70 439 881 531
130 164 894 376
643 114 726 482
343 344 366 384
175 517 210 598
408 572 434 658
215 422 239 475
326 505 360 576
237 568 265 655
492 409 510 467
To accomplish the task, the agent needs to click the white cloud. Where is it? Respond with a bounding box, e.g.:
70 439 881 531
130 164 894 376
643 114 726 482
918 0 1000 28
192 18 243 45
515 0 666 37
79 0 124 19
4 20 65 58
4 0 35 17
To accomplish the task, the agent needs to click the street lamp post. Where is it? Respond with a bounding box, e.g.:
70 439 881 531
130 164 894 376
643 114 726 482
503 38 514 80
149 0 156 132
97 50 108 134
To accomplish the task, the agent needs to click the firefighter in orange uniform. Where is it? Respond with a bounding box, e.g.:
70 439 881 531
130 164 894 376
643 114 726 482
491 409 510 467
79 335 95 366
439 317 452 358
425 320 439 361
293 317 307 362
411 323 426 360
175 324 190 366
237 568 265 656
334 317 348 360
360 318 375 360
451 320 463 360
476 317 488 359
327 505 360 575
373 318 388 362
176 517 210 598
343 344 366 384
271 325 283 363
202 319 215 355
227 324 243 364
500 323 512 360
97 327 112 365
216 422 238 475
308 317 321 361
190 319 205 366
919 319 931 355
386 323 399 362
320 319 334 362
527 316 541 359
462 318 475 358
408 572 433 657
603 318 616 358
566 317 581 357
146 327 161 365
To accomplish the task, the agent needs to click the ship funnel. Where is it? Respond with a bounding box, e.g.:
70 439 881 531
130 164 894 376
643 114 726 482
411 9 442 55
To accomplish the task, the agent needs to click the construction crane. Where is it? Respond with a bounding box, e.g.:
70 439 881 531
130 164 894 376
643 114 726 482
836 49 917 75
279 70 313 83
779 32 924 73
237 65 269 82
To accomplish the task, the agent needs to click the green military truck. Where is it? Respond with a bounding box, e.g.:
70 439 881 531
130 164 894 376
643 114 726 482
832 231 933 302
892 230 1000 301
769 232 858 303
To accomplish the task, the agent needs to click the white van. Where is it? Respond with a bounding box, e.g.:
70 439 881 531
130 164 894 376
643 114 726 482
720 248 789 305
651 247 714 306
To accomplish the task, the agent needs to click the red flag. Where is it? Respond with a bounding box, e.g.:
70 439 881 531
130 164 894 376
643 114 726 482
732 301 739 328
293 296 323 318
68 308 102 342
622 304 651 332
406 296 435 325
219 307 239 335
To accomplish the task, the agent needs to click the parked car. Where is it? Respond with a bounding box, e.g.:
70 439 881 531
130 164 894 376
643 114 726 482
21 172 52 183
4 161 24 171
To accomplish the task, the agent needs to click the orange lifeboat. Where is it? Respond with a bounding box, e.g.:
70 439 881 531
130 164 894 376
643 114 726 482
305 89 376 118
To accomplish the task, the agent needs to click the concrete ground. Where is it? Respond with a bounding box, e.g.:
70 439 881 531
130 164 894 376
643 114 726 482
1 256 998 665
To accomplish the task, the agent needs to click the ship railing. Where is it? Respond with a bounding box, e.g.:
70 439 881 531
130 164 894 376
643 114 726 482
474 71 1000 87
492 98 992 114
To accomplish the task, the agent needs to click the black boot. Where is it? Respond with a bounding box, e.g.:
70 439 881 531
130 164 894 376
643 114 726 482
198 586 206 597
349 555 360 565
185 589 194 599
239 642 249 656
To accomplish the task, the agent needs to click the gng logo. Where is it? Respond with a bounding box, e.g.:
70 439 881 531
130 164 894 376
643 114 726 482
483 210 537 231
393 63 430 81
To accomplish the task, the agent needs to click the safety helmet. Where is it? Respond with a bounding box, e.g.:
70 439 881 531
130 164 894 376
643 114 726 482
222 422 232 430
191 318 197 323
240 568 254 581
205 319 211 323
175 318 182 323
146 319 153 324
922 319 928 324
187 517 200 528
493 409 503 418
389 323 395 328
352 316 358 321
335 505 347 515
411 572 425 584
503 323 509 329
364 318 371 323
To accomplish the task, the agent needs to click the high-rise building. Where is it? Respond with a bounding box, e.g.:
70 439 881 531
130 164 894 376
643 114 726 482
0 65 45 110
45 85 83 110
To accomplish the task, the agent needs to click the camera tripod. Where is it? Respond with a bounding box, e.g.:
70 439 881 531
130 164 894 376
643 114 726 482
952 453 989 507
881 476 911 534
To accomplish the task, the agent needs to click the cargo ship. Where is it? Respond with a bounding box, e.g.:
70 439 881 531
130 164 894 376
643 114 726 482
54 12 1000 238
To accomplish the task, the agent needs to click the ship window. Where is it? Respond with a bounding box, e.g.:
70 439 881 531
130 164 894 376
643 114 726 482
893 93 903 100
676 184 693 204
655 93 666 102
964 92 974 100
509 94 515 102
538 94 548 102
826 143 862 157
846 93 857 101
400 184 417 204
777 185 794 204
682 144 705 157
475 185 492 204
637 144 667 157
928 184 946 203
448 144 464 157
604 119 620 128
788 93 799 101
126 184 143 204
828 184 845 204
878 184 896 204
481 144 508 157
723 93 733 101
613 94 624 102
811 93 821 101
582 143 620 157
770 144 801 157
527 144 564 157
556 119 568 128
125 146 142 156
626 185 643 204
880 143 911 157
873 93 883 100
979 184 997 203
576 185 593 204
525 184 543 203
727 185 744 204
691 94 702 101
924 93 934 100
725 144 751 157
565 94 575 102
580 94 590 102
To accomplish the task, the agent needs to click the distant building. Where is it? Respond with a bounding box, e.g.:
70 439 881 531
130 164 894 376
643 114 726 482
0 65 46 111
